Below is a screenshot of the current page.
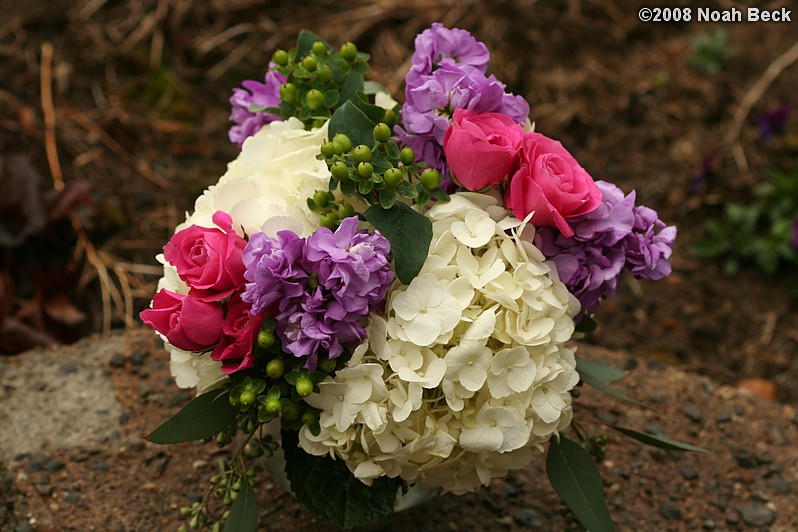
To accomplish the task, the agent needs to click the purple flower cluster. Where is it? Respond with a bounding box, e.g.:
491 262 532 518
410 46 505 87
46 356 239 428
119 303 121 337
397 23 529 175
228 69 287 148
535 181 677 320
241 217 394 369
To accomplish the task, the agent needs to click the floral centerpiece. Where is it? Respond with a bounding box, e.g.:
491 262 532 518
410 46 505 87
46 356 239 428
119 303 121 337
141 25 695 531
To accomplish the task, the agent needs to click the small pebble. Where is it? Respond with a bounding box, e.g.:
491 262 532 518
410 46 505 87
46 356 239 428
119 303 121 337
58 364 78 374
734 451 756 468
108 352 126 368
680 467 699 480
715 412 731 424
513 508 544 529
186 492 202 503
621 358 638 371
130 351 147 366
682 404 703 423
764 475 790 494
658 501 682 520
644 423 667 437
92 461 109 472
702 519 715 530
646 360 666 372
736 502 775 526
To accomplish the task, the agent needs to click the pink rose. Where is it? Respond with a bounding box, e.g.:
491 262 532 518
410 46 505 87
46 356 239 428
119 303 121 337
139 289 224 352
504 132 601 237
443 109 524 191
164 211 246 301
211 293 263 374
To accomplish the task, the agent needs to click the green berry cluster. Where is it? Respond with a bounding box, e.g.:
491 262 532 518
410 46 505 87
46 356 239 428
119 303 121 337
266 39 369 129
317 126 449 213
178 459 257 530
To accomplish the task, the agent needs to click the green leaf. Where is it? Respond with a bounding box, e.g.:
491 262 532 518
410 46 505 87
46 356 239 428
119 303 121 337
363 80 390 95
323 89 340 108
146 390 237 444
329 100 377 149
340 71 365 105
363 203 432 284
225 479 258 532
384 141 400 159
396 181 418 199
282 430 402 529
576 356 624 382
430 188 450 203
379 187 396 209
547 436 614 532
340 177 356 196
358 180 374 195
296 30 324 57
609 426 710 453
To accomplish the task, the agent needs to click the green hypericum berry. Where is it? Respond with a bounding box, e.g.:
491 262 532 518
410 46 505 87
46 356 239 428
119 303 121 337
320 142 336 158
352 145 372 163
331 161 349 180
239 389 255 406
264 397 281 415
382 108 397 127
265 358 285 379
320 212 338 229
280 82 297 103
384 167 403 187
282 401 302 421
357 162 374 179
318 357 337 373
318 65 333 84
419 168 441 190
295 378 314 397
373 122 391 143
338 203 355 218
306 89 324 110
301 410 318 425
313 190 329 208
301 55 318 71
273 49 289 66
332 133 352 153
311 41 327 56
340 42 357 61
257 330 276 349
399 146 415 165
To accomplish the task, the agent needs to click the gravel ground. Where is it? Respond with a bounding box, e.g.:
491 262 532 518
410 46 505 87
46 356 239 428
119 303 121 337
2 329 797 531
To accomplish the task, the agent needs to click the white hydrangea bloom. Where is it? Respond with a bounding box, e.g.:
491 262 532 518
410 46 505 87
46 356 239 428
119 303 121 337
152 118 339 391
298 193 581 494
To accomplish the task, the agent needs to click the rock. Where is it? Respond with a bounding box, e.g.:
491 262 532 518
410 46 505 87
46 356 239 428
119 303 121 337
92 461 109 472
513 508 544 528
702 519 715 530
658 501 682 520
58 364 78 374
765 474 790 494
108 352 126 368
715 412 731 424
680 467 699 480
734 451 756 468
736 502 775 526
129 351 147 366
682 404 703 423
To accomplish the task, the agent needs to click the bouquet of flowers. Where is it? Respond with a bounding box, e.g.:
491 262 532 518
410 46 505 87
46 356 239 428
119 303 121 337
141 24 691 531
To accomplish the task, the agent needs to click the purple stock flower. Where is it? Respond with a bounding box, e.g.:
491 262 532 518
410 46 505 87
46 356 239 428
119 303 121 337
241 217 393 369
398 25 529 176
535 181 676 319
406 22 489 86
228 69 287 148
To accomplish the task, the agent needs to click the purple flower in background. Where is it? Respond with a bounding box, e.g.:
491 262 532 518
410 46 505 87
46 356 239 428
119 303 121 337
406 22 489 86
755 104 791 143
535 181 676 320
791 219 798 250
228 69 287 148
241 218 393 369
398 24 529 177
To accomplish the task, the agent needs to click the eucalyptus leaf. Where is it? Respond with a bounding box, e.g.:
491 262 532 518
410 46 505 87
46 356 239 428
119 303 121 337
225 479 258 532
610 426 710 453
547 436 614 532
575 356 625 382
363 203 431 284
340 71 365 105
329 101 377 149
146 390 236 444
363 80 390 95
282 430 402 529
